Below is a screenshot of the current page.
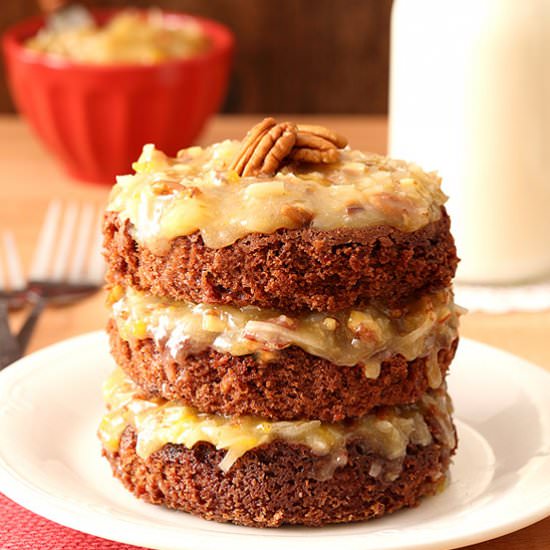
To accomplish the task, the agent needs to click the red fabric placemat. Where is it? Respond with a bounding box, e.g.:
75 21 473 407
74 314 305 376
0 493 147 549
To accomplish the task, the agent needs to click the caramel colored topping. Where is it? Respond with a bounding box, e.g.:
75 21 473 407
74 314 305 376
229 118 348 177
98 369 453 475
110 286 463 376
108 141 447 250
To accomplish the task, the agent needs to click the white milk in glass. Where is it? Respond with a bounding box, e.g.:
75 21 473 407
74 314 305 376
389 0 550 283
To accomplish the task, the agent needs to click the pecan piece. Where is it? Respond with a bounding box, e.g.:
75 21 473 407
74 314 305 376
295 133 338 151
247 122 296 177
230 118 297 177
296 124 348 149
230 118 348 177
151 181 201 198
289 124 348 164
230 117 276 176
281 203 314 228
289 147 340 164
345 201 366 215
151 181 173 195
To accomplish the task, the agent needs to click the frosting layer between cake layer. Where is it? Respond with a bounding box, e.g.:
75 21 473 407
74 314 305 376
109 286 462 383
99 369 456 475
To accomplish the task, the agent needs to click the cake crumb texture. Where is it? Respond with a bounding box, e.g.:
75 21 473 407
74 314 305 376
108 320 458 421
104 426 455 527
103 208 458 312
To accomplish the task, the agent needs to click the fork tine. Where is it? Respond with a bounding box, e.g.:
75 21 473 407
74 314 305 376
30 200 62 281
86 207 105 285
3 232 24 291
68 203 94 283
51 202 78 282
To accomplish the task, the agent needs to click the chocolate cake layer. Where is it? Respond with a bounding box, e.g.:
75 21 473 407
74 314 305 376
108 319 457 421
103 208 457 312
103 425 455 527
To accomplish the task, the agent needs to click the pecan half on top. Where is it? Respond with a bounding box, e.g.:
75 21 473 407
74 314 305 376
229 117 348 177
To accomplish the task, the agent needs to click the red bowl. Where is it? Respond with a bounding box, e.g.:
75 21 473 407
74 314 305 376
2 9 234 184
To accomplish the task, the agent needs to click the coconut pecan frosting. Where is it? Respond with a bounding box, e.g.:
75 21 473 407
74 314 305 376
229 117 348 177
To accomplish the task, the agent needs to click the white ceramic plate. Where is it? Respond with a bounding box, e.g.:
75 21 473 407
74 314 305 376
0 332 549 550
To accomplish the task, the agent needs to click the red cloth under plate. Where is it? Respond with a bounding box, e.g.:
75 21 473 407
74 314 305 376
0 493 146 549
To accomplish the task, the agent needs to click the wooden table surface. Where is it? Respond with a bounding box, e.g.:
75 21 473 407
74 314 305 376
0 114 549 549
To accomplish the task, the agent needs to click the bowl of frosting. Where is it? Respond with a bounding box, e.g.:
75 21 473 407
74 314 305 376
3 8 234 183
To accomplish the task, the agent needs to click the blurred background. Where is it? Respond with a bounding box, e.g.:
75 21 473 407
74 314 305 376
0 0 392 114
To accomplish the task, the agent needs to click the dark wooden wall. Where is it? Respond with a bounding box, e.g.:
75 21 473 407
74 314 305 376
0 0 392 113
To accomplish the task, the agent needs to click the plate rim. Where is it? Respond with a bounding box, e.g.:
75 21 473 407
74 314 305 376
0 331 550 550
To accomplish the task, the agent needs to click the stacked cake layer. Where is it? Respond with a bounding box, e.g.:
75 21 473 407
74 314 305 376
99 119 461 527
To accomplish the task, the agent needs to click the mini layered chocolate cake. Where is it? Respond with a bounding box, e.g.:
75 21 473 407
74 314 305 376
99 118 462 527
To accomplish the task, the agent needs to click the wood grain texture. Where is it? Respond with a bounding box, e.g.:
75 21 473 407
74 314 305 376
0 0 392 113
0 114 548 548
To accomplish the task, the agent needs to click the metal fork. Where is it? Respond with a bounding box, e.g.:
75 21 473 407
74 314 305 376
0 232 26 368
17 201 105 354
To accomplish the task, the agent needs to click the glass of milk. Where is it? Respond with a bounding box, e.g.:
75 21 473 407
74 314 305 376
389 0 550 284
